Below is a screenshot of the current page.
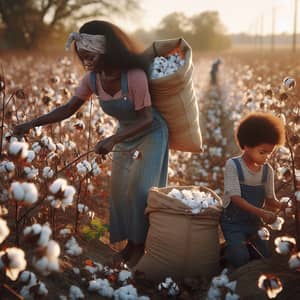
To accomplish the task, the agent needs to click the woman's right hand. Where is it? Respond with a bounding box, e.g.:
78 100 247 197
260 209 277 224
13 122 33 137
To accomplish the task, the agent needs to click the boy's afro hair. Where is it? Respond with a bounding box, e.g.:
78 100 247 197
235 112 285 149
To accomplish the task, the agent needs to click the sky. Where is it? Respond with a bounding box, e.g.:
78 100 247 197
117 0 297 35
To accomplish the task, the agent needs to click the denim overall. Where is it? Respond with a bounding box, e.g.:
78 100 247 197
221 158 270 267
90 71 169 244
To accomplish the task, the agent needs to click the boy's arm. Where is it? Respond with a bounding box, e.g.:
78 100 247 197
264 164 287 211
231 195 277 224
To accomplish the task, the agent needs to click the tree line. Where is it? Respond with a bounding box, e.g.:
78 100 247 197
0 0 231 51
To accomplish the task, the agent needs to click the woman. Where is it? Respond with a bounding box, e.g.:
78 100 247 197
13 20 169 266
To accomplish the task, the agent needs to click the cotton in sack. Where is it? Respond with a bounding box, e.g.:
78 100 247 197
133 186 223 281
143 38 202 153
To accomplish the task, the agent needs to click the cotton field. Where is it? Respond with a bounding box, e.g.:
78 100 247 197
0 50 299 299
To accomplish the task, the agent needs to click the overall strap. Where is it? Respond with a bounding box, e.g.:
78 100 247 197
90 72 98 95
232 158 244 182
261 164 269 184
121 72 128 100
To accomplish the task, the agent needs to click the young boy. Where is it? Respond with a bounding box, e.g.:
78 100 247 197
221 112 286 268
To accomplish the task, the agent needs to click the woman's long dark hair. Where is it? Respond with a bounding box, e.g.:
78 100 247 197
78 20 149 72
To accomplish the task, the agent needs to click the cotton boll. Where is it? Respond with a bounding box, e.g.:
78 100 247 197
59 228 71 237
225 292 240 300
19 270 37 286
22 183 38 204
114 284 138 299
282 76 296 90
69 285 84 300
258 274 283 299
118 270 132 282
26 150 36 163
38 225 52 246
275 236 296 254
49 178 67 194
225 280 237 292
11 182 25 201
268 217 284 231
2 247 27 280
207 286 221 299
258 227 270 240
33 256 49 275
43 166 54 179
0 218 10 244
8 141 29 158
212 274 229 287
288 252 300 269
65 237 82 256
64 185 76 198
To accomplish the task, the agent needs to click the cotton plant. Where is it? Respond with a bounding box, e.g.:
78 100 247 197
47 178 76 210
0 247 27 280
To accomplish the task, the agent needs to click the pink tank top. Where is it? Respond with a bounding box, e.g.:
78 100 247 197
74 69 152 110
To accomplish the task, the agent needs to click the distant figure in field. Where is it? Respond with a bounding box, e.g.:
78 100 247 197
210 58 222 85
221 112 287 268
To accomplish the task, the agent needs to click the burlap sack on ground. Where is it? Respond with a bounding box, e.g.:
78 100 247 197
143 38 202 153
134 186 222 281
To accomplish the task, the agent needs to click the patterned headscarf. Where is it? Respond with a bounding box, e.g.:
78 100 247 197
65 32 106 54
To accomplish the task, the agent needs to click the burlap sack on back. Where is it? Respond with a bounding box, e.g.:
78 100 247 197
143 38 202 153
134 186 222 281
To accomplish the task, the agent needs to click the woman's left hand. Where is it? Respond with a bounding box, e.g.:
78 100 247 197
94 136 116 155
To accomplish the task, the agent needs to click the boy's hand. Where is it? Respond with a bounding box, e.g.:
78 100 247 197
260 209 277 224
